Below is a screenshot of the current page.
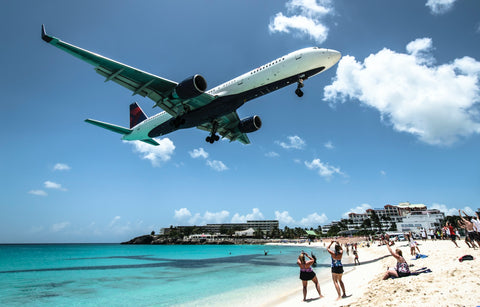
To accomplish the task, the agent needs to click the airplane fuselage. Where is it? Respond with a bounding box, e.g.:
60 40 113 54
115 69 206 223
124 47 341 141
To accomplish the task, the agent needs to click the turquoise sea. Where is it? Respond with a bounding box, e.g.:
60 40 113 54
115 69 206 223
0 244 330 306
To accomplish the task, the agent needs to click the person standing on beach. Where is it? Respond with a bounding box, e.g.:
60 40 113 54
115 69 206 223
353 249 360 265
297 252 323 301
446 222 459 247
327 241 347 300
459 210 480 248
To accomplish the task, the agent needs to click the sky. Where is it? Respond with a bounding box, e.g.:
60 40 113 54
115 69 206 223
1 0 479 243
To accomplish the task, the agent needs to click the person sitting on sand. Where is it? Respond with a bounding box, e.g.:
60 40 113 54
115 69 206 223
297 252 323 301
382 234 410 280
327 241 347 300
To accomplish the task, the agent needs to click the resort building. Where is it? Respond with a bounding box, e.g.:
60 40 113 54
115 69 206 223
322 202 445 235
162 220 279 235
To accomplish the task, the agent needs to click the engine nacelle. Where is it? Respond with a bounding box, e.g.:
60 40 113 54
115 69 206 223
238 115 262 133
172 74 207 99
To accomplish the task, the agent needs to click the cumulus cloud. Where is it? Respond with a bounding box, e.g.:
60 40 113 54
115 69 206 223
275 210 328 227
28 190 47 196
269 0 334 44
190 210 231 225
323 38 480 146
275 211 296 225
128 138 175 167
342 203 372 218
299 212 328 227
305 158 344 179
206 160 228 172
231 208 265 223
53 163 71 171
44 181 67 191
189 148 209 159
174 208 192 220
425 0 457 15
430 203 476 216
276 135 306 150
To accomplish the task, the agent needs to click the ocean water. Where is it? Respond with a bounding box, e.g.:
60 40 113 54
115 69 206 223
0 244 330 306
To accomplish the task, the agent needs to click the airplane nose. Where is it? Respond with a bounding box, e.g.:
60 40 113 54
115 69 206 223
329 49 341 63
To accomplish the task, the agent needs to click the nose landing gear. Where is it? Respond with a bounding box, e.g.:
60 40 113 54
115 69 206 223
295 78 304 97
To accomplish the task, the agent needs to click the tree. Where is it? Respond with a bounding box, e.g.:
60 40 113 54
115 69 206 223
327 225 340 236
370 211 382 232
151 230 155 236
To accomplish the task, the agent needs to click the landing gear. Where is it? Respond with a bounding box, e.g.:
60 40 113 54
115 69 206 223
205 121 220 144
295 78 304 97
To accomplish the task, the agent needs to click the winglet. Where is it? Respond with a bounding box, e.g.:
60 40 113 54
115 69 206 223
41 24 53 43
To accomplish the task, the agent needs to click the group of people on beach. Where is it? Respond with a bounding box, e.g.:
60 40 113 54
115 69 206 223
297 240 350 301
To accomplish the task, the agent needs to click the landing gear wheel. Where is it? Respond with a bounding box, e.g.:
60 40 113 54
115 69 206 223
214 135 220 141
295 88 304 97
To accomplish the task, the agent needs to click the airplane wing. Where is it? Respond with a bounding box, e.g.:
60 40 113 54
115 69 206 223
41 25 216 117
197 111 251 144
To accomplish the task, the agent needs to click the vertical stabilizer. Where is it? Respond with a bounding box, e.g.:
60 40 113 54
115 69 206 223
130 102 148 128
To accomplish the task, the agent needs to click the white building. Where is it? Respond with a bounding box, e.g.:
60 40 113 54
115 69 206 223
397 210 445 233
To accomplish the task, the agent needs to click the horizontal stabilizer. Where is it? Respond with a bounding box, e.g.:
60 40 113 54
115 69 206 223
140 139 160 146
85 119 132 135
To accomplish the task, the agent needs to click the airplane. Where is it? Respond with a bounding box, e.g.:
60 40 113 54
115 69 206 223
41 25 341 146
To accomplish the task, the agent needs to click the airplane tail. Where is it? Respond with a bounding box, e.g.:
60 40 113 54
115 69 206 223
130 102 148 128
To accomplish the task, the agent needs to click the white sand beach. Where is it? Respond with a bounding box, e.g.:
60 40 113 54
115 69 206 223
264 238 480 306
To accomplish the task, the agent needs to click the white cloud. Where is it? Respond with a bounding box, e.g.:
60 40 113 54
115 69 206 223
231 208 265 223
51 221 70 232
323 38 480 146
380 170 387 176
276 135 306 150
189 148 209 159
406 38 435 65
128 138 175 167
265 151 280 158
299 212 328 227
275 211 296 225
28 190 47 196
425 0 457 15
53 163 71 171
342 203 372 218
269 0 334 44
430 203 476 216
305 158 344 179
174 208 192 220
189 210 231 225
324 141 334 149
275 210 328 227
206 160 228 172
44 181 67 191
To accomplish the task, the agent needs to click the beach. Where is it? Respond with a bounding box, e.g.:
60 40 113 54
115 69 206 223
265 238 480 306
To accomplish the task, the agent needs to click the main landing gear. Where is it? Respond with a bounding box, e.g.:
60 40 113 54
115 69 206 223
206 121 220 144
295 78 304 97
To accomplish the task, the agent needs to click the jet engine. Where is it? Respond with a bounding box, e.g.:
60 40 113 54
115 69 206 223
238 115 262 133
172 74 207 99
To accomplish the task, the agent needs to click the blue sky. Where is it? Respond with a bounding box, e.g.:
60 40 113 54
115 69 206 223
1 0 479 243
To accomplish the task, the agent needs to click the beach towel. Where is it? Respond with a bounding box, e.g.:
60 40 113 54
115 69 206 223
411 254 428 260
459 255 474 262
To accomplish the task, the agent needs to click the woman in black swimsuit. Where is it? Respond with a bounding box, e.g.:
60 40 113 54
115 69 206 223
327 241 347 300
297 252 323 301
